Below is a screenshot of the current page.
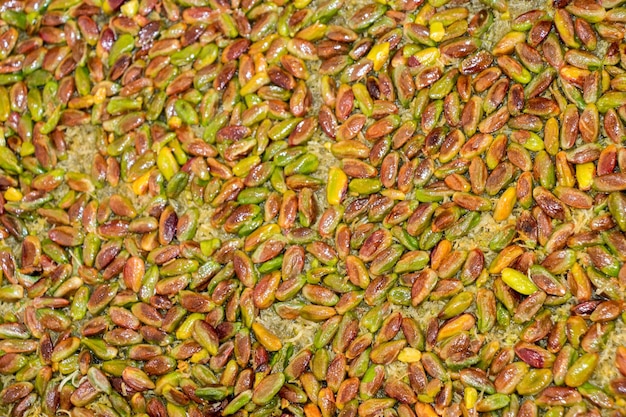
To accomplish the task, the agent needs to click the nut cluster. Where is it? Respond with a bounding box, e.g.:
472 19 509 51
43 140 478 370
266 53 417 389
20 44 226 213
0 0 624 416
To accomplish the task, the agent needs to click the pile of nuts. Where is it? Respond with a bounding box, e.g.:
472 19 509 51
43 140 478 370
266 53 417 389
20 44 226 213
0 0 624 416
